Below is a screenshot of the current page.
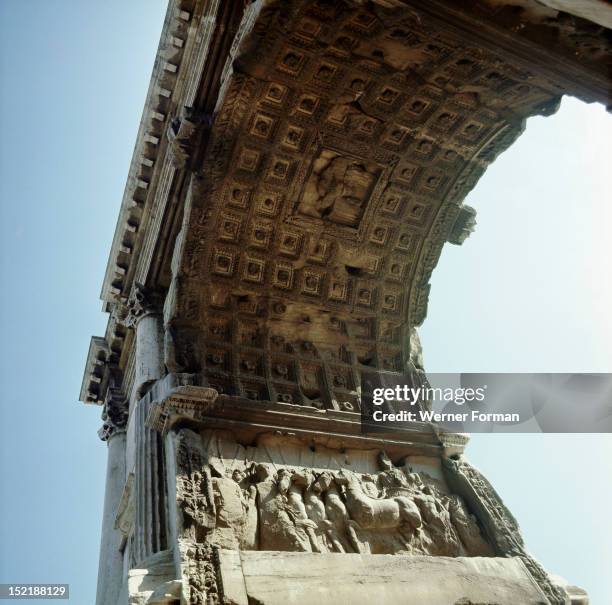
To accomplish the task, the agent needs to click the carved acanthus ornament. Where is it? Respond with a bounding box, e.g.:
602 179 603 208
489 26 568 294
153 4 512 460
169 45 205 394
97 387 128 441
448 204 477 246
123 282 163 329
79 0 608 602
167 107 213 170
158 0 582 416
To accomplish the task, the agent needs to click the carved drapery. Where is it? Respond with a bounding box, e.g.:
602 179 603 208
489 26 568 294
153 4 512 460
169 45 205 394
164 427 578 603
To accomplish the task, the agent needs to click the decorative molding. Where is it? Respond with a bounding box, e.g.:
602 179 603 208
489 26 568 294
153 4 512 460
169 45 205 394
81 0 247 408
100 0 197 304
167 107 213 169
143 374 463 457
80 336 109 404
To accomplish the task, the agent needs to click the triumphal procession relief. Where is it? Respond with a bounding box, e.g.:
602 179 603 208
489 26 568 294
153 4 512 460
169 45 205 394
81 0 609 603
173 431 492 558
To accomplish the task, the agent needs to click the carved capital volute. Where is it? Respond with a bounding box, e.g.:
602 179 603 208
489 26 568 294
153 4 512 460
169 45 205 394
123 282 163 329
98 388 128 441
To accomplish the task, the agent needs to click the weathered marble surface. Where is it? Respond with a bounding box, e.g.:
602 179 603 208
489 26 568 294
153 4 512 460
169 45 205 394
122 550 178 605
95 431 126 605
170 429 492 557
219 550 551 605
80 0 608 603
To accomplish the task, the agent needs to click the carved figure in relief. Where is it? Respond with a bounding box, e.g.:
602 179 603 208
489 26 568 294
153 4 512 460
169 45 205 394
281 469 321 552
299 150 380 227
316 471 361 553
403 465 425 491
195 443 491 558
377 451 415 495
211 466 260 550
410 485 462 556
303 471 333 553
255 464 312 552
335 469 422 532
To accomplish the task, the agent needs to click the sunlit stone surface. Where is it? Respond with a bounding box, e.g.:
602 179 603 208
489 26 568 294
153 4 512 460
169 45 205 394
81 1 609 603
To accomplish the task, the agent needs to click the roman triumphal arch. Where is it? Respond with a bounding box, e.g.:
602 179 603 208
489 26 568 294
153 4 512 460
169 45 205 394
81 1 610 603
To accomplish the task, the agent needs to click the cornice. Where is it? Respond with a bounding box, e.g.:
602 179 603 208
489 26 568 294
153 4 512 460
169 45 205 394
100 0 200 306
81 0 611 408
409 0 611 105
80 336 110 404
81 0 241 404
142 373 466 457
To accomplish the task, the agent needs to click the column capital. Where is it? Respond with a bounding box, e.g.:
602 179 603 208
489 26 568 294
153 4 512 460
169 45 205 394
123 283 163 328
98 388 128 441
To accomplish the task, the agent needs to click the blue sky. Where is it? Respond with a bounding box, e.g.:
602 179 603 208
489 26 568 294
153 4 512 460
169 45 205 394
421 97 612 602
0 1 168 602
0 2 610 604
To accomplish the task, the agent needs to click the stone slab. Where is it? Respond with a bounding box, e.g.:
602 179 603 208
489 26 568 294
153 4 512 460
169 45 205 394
219 551 551 605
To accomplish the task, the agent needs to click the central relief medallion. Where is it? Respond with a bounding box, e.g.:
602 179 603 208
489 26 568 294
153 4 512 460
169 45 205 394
297 149 381 229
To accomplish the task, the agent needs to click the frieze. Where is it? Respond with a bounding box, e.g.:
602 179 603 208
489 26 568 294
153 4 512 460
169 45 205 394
169 429 492 559
78 1 607 603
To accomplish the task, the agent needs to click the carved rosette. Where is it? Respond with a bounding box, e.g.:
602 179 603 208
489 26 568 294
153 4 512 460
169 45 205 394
163 0 579 413
80 0 606 602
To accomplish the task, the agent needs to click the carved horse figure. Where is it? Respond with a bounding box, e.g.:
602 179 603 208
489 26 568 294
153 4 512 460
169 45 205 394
335 469 422 532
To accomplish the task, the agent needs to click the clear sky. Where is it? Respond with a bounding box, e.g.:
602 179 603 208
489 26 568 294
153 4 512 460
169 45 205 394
420 97 612 603
0 2 609 604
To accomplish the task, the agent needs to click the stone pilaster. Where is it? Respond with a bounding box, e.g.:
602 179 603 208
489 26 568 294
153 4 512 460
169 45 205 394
119 284 170 571
131 397 169 565
80 0 608 602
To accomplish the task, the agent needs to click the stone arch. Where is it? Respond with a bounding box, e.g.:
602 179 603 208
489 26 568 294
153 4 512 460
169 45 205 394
160 0 609 412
